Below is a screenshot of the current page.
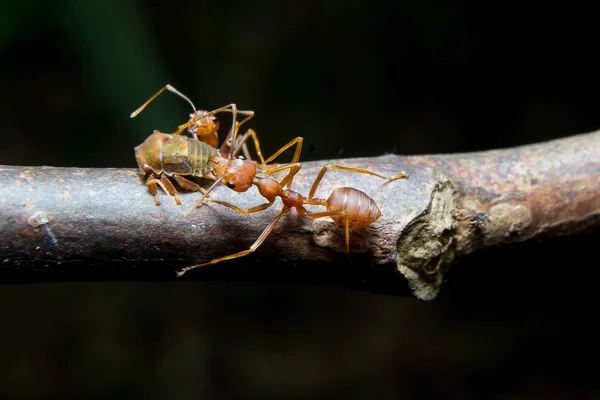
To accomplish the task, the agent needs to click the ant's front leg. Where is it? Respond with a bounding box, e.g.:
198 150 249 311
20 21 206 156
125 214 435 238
176 207 289 276
205 199 274 214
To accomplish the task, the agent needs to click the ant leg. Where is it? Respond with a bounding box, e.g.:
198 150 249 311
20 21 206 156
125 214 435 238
258 137 304 188
308 164 408 199
235 110 255 130
270 163 301 188
265 137 304 188
305 209 351 255
225 110 255 152
234 131 303 176
174 106 254 141
217 104 239 159
172 175 208 194
231 130 303 189
240 142 253 161
232 134 253 161
146 175 181 205
262 137 303 169
232 129 263 162
182 177 225 217
205 199 274 214
176 207 289 276
206 107 255 160
207 105 254 150
232 129 258 161
184 167 283 216
207 105 254 125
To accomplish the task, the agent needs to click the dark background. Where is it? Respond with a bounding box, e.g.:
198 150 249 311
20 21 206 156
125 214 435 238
1 0 599 398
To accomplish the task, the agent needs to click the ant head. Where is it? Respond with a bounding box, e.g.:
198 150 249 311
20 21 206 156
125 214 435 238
187 110 220 137
222 158 257 192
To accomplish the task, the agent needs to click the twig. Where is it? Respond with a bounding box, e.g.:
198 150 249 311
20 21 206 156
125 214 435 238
1 131 598 299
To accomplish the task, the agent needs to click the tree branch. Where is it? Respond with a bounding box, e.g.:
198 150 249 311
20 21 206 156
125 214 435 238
1 131 598 299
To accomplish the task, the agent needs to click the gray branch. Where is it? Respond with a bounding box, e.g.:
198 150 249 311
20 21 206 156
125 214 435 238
1 131 599 299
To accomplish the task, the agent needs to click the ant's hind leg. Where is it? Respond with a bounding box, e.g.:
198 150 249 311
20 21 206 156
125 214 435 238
308 164 408 199
305 209 351 256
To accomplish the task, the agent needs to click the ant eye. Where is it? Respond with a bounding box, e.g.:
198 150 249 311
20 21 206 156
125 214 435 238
226 182 236 189
237 155 245 160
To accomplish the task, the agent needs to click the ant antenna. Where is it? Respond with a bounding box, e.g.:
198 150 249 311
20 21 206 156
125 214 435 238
165 84 196 111
130 84 196 119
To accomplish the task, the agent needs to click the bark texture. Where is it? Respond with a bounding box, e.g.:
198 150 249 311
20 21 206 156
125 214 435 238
1 131 598 299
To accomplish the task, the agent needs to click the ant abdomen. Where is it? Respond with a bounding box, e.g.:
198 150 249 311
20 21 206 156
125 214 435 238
326 187 382 228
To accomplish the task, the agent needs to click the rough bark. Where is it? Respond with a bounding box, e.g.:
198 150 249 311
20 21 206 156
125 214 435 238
1 131 598 299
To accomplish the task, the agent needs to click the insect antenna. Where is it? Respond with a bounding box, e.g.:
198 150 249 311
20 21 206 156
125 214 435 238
165 84 196 111
130 84 196 118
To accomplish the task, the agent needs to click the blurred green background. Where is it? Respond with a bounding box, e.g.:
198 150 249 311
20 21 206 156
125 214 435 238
1 0 600 398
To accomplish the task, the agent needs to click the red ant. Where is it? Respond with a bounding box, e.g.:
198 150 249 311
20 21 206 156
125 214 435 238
130 85 407 276
176 128 407 276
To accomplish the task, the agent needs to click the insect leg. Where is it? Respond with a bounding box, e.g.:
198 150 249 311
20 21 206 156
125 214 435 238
247 136 304 189
176 207 289 276
182 177 225 217
208 104 254 148
267 163 301 188
308 164 408 199
172 175 208 194
145 178 161 206
146 175 182 205
305 209 350 255
262 137 303 170
205 199 274 214
233 132 304 179
232 128 263 162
